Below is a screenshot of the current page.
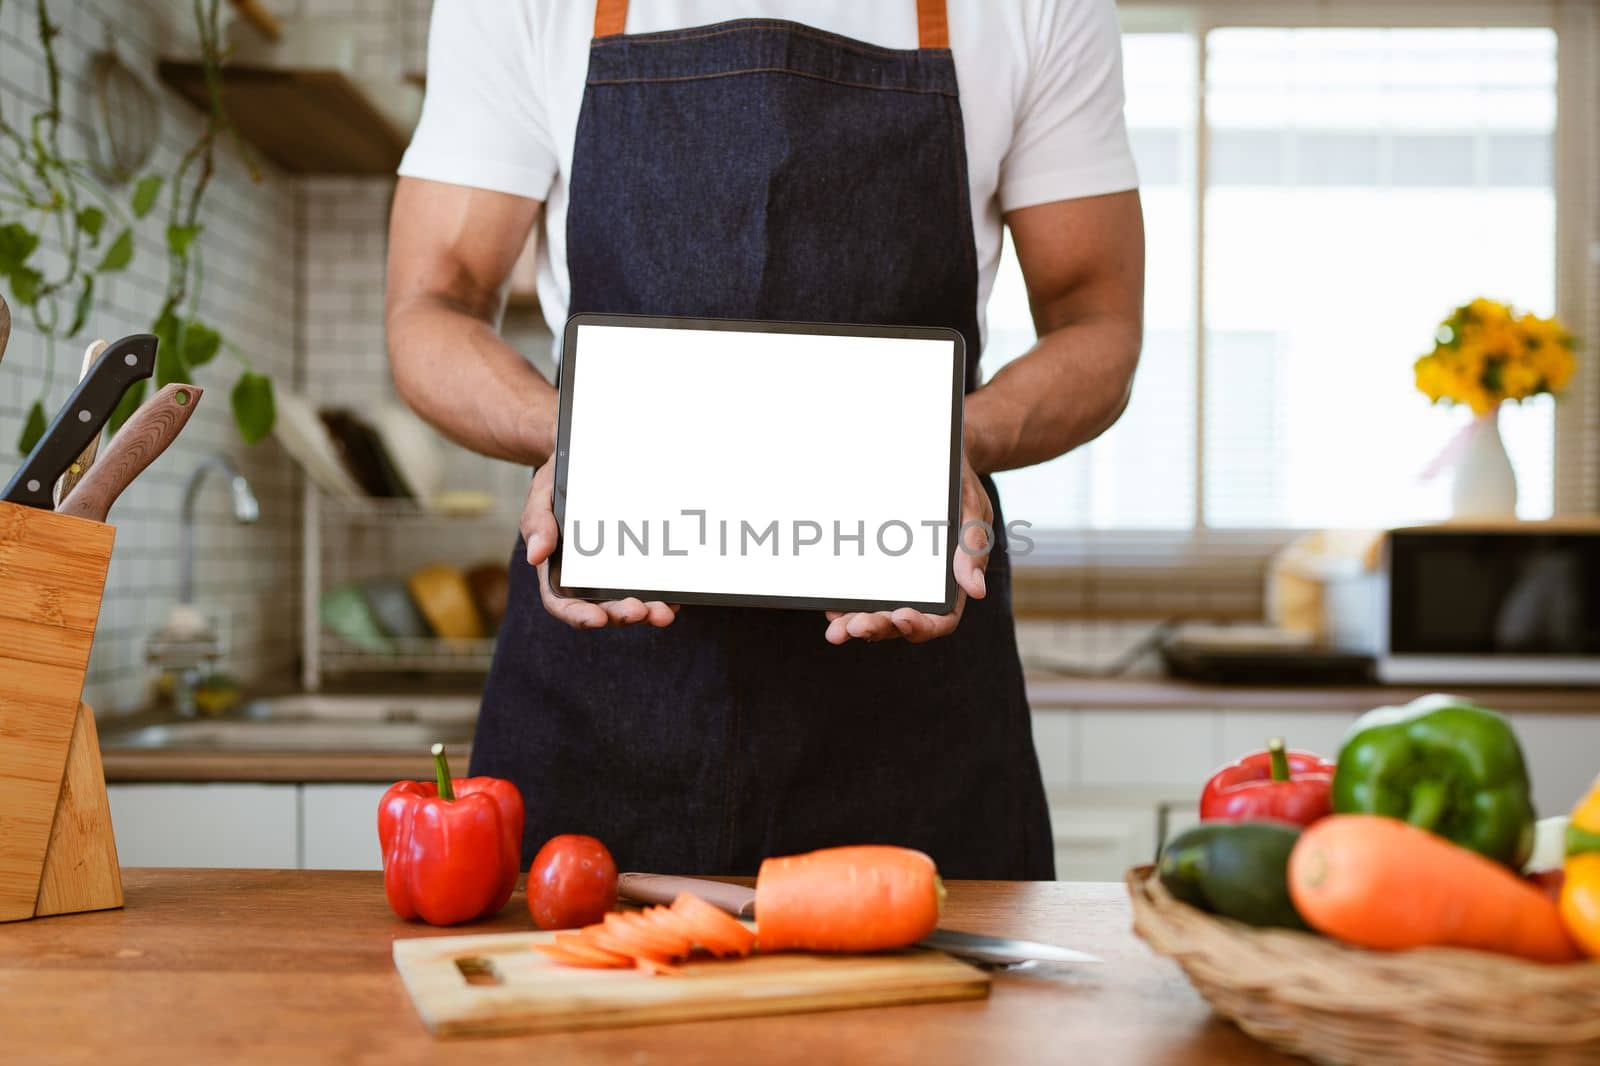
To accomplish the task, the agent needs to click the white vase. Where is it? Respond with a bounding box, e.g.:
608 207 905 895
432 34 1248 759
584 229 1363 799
1451 410 1518 518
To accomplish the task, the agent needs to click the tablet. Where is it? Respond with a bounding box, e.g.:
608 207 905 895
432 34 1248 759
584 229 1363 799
550 314 965 613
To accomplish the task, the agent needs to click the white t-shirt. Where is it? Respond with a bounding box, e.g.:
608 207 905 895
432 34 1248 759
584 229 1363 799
399 1 1138 353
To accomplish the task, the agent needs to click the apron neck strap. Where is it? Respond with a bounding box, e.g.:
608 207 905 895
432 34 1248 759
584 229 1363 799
591 0 951 48
594 0 627 38
915 0 950 49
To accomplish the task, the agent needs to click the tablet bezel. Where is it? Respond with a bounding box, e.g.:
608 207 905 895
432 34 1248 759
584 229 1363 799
549 313 966 614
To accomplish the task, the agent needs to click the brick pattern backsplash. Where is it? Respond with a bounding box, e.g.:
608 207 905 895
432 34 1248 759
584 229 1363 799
0 0 300 714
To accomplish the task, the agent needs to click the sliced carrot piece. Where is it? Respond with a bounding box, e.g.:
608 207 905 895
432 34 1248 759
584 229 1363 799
533 942 628 969
554 931 633 967
633 907 697 956
634 955 683 977
607 911 690 958
672 892 757 957
584 925 678 966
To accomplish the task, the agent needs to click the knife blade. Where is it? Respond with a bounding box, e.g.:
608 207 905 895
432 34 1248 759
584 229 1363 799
53 338 110 506
57 383 203 523
1 333 157 510
615 872 1101 966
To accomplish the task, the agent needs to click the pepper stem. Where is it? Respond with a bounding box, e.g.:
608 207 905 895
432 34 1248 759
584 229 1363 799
1267 737 1290 782
432 742 456 801
1407 779 1447 831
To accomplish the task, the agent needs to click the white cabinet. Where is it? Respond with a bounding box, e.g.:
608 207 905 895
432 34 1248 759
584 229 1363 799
109 783 393 870
108 784 299 868
301 784 390 870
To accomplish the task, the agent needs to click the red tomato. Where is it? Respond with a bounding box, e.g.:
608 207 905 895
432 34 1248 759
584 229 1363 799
527 834 619 930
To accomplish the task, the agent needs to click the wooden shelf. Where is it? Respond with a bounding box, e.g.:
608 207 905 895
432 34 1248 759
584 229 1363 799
157 60 411 175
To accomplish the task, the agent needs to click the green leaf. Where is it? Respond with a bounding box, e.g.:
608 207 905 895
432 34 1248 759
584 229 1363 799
131 175 163 219
181 319 221 369
166 224 202 259
16 400 47 456
152 307 180 350
9 266 42 306
67 274 94 337
105 378 147 439
76 206 106 244
231 371 275 445
0 223 39 273
155 331 192 388
97 228 134 272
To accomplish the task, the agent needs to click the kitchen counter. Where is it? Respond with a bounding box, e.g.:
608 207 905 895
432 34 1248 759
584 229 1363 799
0 869 1285 1065
100 747 466 783
98 677 1600 784
1025 677 1600 713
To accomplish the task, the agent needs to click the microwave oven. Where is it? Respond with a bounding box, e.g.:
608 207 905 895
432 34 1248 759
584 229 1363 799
1326 522 1600 685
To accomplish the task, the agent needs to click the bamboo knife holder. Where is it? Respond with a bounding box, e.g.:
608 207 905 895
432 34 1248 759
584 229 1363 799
0 499 122 921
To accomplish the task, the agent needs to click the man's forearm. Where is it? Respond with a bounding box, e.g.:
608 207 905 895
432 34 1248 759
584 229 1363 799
388 296 559 466
963 312 1141 476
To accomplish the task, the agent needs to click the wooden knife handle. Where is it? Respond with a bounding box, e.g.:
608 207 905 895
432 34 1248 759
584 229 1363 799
57 383 204 523
53 339 110 506
616 873 756 917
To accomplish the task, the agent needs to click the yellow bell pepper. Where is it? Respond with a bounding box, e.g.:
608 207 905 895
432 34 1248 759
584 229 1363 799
1562 774 1600 957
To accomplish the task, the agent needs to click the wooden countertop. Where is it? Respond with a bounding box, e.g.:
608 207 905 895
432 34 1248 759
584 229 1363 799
0 869 1284 1065
100 748 461 784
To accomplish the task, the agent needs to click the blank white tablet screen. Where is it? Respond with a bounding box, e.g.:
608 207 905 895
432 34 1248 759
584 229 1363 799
556 322 958 608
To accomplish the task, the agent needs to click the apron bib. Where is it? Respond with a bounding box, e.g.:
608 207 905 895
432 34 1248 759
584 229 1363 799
471 0 1054 879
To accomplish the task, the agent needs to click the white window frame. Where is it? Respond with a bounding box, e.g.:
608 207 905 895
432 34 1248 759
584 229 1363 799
1013 0 1600 580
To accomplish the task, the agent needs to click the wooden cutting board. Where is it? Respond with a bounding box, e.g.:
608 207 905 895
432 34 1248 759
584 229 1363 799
394 929 991 1038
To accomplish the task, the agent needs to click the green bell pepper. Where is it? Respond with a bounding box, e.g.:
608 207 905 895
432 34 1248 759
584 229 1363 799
1332 694 1535 869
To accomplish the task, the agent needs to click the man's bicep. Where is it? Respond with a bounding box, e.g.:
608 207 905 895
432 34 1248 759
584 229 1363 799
1004 190 1144 335
387 177 543 320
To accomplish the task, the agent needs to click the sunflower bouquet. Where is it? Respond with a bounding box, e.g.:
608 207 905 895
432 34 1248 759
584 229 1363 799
1415 298 1576 416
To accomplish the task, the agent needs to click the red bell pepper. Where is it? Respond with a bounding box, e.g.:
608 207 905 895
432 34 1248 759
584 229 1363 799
1199 737 1334 827
379 744 524 925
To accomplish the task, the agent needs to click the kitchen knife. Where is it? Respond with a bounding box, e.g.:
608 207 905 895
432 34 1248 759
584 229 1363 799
616 873 1102 966
1 333 157 510
57 383 203 523
53 338 110 505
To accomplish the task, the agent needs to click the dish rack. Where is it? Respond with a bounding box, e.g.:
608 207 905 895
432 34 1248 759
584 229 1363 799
301 485 522 690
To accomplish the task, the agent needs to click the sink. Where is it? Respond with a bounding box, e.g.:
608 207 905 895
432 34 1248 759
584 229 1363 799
101 694 479 752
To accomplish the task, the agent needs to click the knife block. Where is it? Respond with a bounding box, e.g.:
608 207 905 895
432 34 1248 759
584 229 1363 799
0 500 123 922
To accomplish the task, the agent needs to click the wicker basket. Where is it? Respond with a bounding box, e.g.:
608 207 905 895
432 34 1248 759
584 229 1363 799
1126 865 1600 1065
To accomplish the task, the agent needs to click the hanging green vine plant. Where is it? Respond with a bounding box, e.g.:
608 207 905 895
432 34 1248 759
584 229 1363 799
0 0 276 454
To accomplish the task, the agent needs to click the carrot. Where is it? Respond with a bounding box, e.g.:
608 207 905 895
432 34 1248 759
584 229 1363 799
1288 815 1582 964
755 845 943 953
672 893 756 957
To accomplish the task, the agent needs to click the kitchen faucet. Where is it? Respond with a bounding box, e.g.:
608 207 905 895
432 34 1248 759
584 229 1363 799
148 456 260 716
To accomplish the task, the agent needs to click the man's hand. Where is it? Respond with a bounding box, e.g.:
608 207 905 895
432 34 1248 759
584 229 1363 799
521 460 679 630
823 452 991 645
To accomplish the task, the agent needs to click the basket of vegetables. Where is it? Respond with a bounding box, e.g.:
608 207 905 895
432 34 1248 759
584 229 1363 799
1128 696 1600 1066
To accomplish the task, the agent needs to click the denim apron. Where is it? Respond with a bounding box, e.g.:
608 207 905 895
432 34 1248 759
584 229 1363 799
471 0 1054 879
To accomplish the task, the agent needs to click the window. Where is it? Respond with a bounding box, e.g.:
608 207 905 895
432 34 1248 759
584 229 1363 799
985 11 1579 545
